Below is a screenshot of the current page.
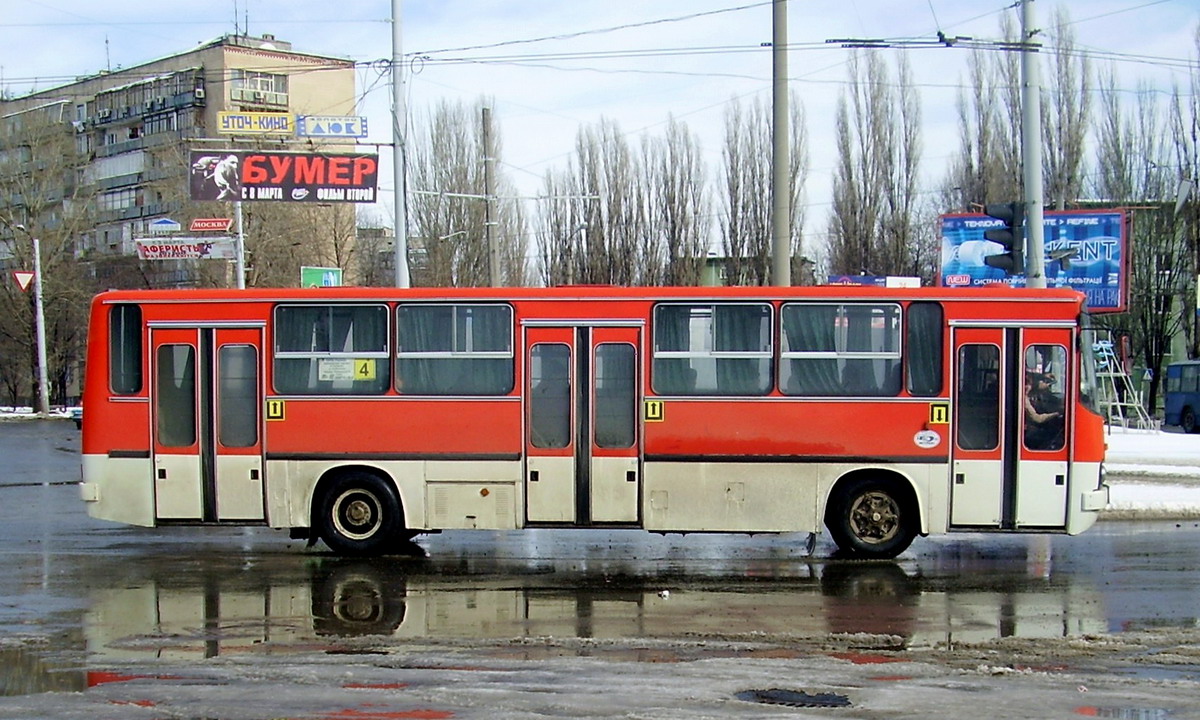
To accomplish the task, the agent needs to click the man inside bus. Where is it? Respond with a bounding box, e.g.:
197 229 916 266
1024 372 1064 450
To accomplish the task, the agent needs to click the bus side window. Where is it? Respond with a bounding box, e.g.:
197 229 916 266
110 304 143 395
906 302 943 396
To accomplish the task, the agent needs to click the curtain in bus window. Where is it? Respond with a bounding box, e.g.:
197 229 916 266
841 305 901 395
906 302 943 396
714 304 771 395
273 305 388 395
396 304 513 395
780 304 841 395
156 344 196 447
651 305 695 395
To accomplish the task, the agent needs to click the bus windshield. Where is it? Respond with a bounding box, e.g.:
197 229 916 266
1079 314 1101 415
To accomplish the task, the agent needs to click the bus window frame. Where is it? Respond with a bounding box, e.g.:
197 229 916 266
272 303 391 396
394 302 515 396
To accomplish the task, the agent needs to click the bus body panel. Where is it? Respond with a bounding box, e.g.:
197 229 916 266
78 285 1108 554
80 454 155 527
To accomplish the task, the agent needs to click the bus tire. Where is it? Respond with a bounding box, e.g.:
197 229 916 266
825 476 917 559
317 472 405 556
1183 407 1197 434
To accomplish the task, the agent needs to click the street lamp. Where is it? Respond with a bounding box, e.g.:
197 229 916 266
14 224 50 417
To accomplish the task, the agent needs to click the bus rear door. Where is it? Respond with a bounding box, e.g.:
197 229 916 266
525 324 641 526
150 325 265 522
950 325 1072 530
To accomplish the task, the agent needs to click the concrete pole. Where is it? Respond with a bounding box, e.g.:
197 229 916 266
1021 0 1047 288
392 0 411 288
234 199 246 289
32 236 50 416
770 0 791 287
483 106 500 286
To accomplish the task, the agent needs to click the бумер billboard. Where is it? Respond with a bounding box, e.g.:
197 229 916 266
189 150 379 203
940 210 1127 313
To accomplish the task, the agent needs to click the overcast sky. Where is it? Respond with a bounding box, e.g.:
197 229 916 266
2 1 1197 251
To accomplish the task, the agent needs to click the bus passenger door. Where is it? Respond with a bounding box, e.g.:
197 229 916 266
525 325 641 525
950 328 1007 527
151 326 264 522
950 326 1071 530
1015 329 1071 528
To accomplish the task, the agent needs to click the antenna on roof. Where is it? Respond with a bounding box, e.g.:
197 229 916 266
233 0 240 38
105 35 111 72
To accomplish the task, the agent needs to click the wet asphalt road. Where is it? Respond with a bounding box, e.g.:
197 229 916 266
2 419 1200 716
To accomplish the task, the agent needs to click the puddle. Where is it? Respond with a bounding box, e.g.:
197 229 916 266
1075 707 1172 719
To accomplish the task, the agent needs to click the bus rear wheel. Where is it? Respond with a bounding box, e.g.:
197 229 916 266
1183 407 1197 434
825 476 918 559
317 472 406 556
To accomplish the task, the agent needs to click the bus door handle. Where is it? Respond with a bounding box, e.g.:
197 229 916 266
1056 474 1065 486
530 470 539 482
955 473 965 485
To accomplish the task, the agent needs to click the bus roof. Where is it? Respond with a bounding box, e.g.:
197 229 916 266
93 284 1087 305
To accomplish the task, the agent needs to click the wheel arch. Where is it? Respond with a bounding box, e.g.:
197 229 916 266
823 467 928 536
308 464 410 532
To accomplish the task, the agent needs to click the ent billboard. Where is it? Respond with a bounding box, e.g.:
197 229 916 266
939 210 1128 312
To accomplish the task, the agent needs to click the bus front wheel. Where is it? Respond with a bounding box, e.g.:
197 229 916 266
1183 407 1198 434
825 476 918 559
317 472 405 556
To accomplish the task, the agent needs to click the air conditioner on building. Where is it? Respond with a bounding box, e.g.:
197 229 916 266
98 109 113 120
194 88 206 100
144 101 154 112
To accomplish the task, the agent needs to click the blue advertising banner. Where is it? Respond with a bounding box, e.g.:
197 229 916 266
939 210 1127 312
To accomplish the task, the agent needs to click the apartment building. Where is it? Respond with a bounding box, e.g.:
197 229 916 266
0 32 358 288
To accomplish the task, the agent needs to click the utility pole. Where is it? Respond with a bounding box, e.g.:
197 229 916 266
770 0 791 286
483 106 500 286
392 0 410 288
1021 0 1046 288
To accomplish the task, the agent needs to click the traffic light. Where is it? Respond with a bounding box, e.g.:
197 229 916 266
983 201 1025 275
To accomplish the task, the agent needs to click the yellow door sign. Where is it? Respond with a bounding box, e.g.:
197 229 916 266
266 399 285 421
644 400 664 422
929 402 950 425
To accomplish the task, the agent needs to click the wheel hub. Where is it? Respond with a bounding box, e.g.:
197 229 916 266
849 491 900 544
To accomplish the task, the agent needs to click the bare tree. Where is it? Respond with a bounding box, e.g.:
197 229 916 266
1176 25 1200 356
1092 71 1189 411
827 52 923 277
0 102 94 406
1042 8 1092 210
642 116 710 286
941 22 1022 212
720 93 807 286
408 99 528 287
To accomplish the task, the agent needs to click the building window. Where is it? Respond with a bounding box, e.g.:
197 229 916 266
230 70 289 105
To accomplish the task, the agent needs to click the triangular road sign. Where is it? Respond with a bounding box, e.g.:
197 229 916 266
13 271 34 292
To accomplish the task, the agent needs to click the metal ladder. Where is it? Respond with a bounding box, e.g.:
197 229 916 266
1092 335 1157 430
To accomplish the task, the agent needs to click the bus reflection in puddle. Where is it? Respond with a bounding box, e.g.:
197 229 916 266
83 551 1108 662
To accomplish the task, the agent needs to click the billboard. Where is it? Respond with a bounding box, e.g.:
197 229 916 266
135 238 237 260
189 151 379 203
939 210 1128 312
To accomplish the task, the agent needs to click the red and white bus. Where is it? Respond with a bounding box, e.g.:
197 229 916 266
79 285 1109 558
